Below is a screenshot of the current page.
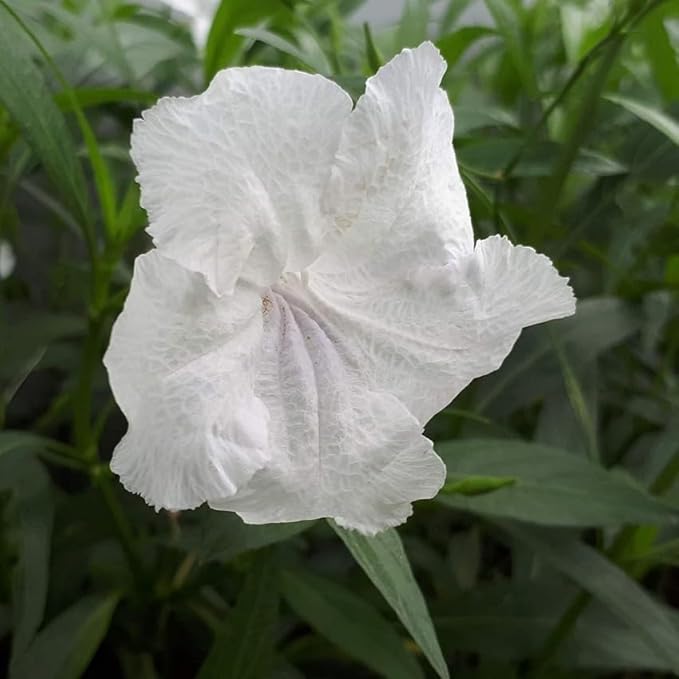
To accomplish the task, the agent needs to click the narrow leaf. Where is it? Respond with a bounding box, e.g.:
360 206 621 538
436 439 679 526
282 570 423 679
503 523 679 673
605 93 679 146
330 523 449 679
0 4 89 225
197 554 278 679
10 593 119 679
1 450 53 669
442 475 516 496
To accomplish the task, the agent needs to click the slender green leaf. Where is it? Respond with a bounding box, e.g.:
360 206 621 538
363 22 384 72
436 439 679 526
458 138 626 178
560 1 611 64
437 580 679 672
331 523 449 679
503 523 679 673
436 26 495 68
54 87 157 111
0 4 89 225
197 554 278 679
204 0 283 81
440 0 475 33
10 593 119 679
395 0 430 49
0 451 53 669
484 0 537 95
236 27 331 74
641 10 679 101
442 475 516 496
605 93 679 146
282 570 423 679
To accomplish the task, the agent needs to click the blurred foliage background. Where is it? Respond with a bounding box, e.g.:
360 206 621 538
1 0 679 677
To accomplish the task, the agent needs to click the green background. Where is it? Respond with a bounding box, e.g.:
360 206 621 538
1 0 678 677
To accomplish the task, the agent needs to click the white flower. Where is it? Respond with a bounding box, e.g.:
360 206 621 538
0 240 15 280
104 43 575 535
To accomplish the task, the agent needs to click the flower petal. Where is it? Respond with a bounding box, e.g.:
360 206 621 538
131 68 353 294
307 235 575 425
319 41 473 267
209 279 446 534
103 251 270 510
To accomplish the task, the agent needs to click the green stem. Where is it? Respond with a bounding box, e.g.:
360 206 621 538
94 468 146 587
535 35 623 221
492 0 668 233
531 445 679 676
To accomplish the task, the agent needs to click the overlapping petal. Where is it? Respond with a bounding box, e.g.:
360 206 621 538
107 41 576 533
309 44 575 424
210 277 445 534
131 68 353 294
104 251 270 510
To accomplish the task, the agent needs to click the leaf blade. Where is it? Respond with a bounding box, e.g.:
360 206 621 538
330 523 449 679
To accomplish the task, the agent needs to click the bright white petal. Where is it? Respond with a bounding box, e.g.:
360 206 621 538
307 235 575 425
306 43 574 424
318 41 473 271
209 277 446 534
104 251 270 510
131 68 353 295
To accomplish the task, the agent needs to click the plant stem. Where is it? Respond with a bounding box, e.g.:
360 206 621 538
94 467 146 588
492 0 668 234
531 445 679 676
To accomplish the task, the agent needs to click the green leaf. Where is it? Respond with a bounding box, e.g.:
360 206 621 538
10 593 119 679
330 523 449 679
560 0 611 64
458 138 626 178
54 87 157 112
236 27 331 74
641 10 679 102
0 3 89 225
0 449 53 669
436 580 679 672
436 26 495 68
477 297 639 413
483 0 537 96
503 523 679 673
665 255 679 287
440 0 475 34
179 509 313 562
441 475 516 496
435 439 679 526
605 93 679 146
204 0 284 81
1 308 84 399
197 554 278 679
363 22 384 72
282 570 423 679
395 0 430 50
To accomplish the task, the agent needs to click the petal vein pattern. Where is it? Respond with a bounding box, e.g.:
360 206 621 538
104 252 270 510
131 67 353 295
107 42 576 533
210 279 445 534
